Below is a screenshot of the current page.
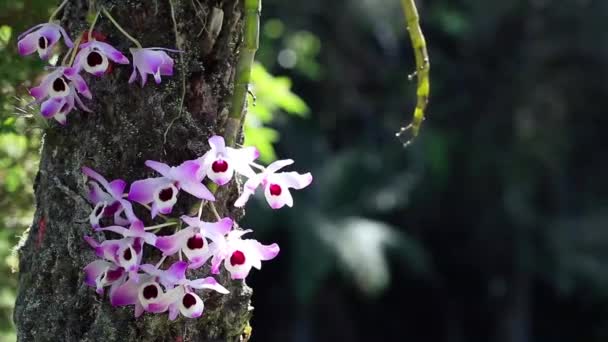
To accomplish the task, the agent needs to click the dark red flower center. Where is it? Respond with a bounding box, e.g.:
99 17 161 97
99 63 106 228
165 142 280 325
87 51 103 67
182 293 197 308
187 235 205 250
94 204 104 217
269 184 282 196
212 160 229 173
123 248 132 261
38 36 47 49
106 268 123 281
158 187 174 202
143 284 158 299
52 77 67 92
230 250 246 266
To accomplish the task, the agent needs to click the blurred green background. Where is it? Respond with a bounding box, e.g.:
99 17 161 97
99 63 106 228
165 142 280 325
4 0 608 341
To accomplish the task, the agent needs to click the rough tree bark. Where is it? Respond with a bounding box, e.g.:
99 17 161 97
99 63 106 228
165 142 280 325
13 0 254 341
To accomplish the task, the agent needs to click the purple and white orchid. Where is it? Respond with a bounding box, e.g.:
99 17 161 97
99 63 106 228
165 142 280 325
208 229 280 280
128 160 215 218
155 216 233 269
198 135 259 186
74 40 130 76
235 159 313 209
82 166 140 229
18 23 73 60
30 67 92 122
128 48 177 86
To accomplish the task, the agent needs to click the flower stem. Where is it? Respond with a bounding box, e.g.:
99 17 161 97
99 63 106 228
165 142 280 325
225 0 261 147
249 162 265 171
397 0 430 146
48 0 69 22
144 221 178 231
65 35 82 66
155 255 167 268
209 202 222 221
101 7 143 48
88 10 101 41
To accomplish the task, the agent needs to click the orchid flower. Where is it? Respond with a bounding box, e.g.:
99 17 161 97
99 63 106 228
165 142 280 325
155 216 233 269
17 23 73 60
84 236 143 275
208 229 280 280
83 259 126 295
128 48 177 86
74 40 130 76
30 67 92 121
82 167 140 229
198 135 259 186
128 160 215 218
235 159 313 209
110 274 163 317
139 263 228 319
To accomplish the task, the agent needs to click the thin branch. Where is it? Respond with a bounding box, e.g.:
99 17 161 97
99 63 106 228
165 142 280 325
163 0 187 150
397 0 430 146
48 0 69 22
225 0 261 147
101 7 143 48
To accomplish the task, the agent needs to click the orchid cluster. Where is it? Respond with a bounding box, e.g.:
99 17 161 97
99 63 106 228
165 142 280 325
83 135 312 318
18 9 177 125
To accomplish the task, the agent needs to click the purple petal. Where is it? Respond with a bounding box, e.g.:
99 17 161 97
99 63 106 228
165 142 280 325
17 23 45 41
251 241 280 261
86 181 109 204
128 67 137 84
205 217 233 237
188 277 229 294
111 278 139 306
155 228 191 256
128 177 170 204
40 98 65 118
165 261 188 283
67 73 92 99
179 180 215 201
17 33 38 56
145 160 171 177
108 179 127 198
266 159 294 174
90 41 130 64
83 260 110 287
280 172 313 190
56 24 74 48
172 160 200 183
208 136 226 153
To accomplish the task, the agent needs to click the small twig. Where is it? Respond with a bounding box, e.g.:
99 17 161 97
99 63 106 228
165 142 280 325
209 202 222 221
66 35 82 66
88 9 101 41
144 221 178 231
197 200 207 219
101 7 143 48
49 0 69 22
163 0 187 151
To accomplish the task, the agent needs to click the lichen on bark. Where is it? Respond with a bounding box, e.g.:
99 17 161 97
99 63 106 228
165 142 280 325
13 1 254 341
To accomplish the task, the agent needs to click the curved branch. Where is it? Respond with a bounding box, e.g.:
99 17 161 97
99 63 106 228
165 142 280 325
397 0 430 146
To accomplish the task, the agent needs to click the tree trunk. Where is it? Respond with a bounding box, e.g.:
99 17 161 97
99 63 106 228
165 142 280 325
13 0 253 341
